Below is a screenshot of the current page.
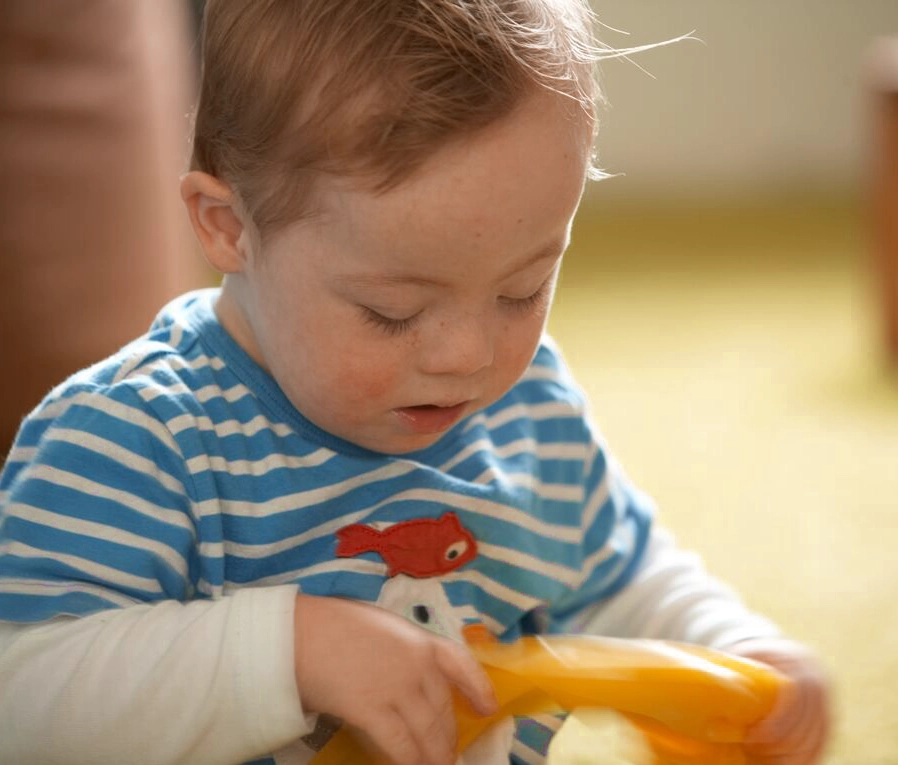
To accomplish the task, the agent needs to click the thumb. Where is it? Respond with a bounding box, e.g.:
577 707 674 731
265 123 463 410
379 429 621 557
435 640 499 717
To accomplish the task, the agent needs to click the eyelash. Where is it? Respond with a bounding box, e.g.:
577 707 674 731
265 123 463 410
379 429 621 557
362 308 419 337
499 281 552 313
361 281 552 336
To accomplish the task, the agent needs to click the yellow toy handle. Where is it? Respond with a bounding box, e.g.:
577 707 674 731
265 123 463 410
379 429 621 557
311 633 787 765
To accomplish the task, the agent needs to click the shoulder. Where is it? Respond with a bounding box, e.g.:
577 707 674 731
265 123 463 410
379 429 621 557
4 292 228 471
510 335 588 412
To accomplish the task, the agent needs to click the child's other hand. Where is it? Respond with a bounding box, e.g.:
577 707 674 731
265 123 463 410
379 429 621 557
725 637 831 765
292 594 498 765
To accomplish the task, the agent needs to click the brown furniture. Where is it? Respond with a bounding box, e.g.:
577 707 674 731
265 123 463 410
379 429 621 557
0 1 202 459
870 37 898 364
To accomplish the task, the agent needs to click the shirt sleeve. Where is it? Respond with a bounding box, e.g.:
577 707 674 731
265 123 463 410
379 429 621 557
558 526 781 649
526 340 778 649
0 585 307 765
0 381 201 619
0 383 309 763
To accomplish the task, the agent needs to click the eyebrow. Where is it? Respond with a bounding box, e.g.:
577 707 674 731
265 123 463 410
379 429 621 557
334 242 564 291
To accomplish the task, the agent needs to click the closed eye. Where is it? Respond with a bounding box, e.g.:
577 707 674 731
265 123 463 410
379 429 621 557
498 278 554 313
361 306 420 336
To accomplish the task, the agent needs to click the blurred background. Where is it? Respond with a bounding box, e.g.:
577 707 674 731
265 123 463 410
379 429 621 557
549 2 898 763
1 1 897 762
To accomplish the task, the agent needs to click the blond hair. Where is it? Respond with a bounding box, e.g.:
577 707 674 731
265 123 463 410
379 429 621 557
191 0 602 238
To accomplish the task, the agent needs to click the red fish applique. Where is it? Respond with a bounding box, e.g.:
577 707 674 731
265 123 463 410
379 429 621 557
336 511 478 578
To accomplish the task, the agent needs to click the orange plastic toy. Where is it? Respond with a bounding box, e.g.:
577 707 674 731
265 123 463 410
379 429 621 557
311 633 787 765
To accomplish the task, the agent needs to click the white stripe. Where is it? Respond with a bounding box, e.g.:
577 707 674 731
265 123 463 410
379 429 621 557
8 504 190 581
469 466 584 502
477 542 579 587
213 484 583 550
510 738 545 765
497 440 588 462
521 364 562 383
141 380 253 408
149 346 225 374
167 322 184 350
532 714 564 730
112 350 157 384
41 428 187 496
195 577 221 598
587 519 636 579
2 446 37 466
449 490 582 543
581 470 611 531
0 540 163 594
184 446 335 478
582 540 616 577
179 351 226 373
439 435 492 472
440 436 588 474
166 410 293 439
476 612 504 634
0 578 141 609
366 486 582 543
24 463 193 533
209 505 375 559
194 383 253 405
201 461 420 519
29 391 184 467
231 556 385 589
480 400 578 432
27 388 148 427
448 569 544 613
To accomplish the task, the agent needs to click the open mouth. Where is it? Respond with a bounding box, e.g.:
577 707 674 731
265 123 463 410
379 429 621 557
392 402 469 434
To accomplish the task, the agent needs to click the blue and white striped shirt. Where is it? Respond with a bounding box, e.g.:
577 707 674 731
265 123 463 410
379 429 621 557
0 289 653 764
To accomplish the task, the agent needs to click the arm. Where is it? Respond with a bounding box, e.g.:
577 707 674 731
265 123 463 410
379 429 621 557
561 526 781 647
555 448 829 765
0 382 310 764
0 586 307 765
0 381 496 765
555 476 829 765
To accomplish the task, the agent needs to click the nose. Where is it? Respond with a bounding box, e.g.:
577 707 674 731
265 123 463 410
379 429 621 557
418 312 495 377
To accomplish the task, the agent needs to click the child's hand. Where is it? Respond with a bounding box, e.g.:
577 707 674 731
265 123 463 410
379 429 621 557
725 638 831 765
292 594 498 765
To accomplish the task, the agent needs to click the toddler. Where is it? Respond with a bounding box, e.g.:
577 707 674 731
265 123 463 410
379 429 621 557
0 1 829 764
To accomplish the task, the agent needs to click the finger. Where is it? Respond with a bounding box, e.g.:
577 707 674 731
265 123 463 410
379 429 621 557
747 690 828 765
398 682 457 765
420 675 458 754
362 707 424 765
746 679 800 745
433 640 498 716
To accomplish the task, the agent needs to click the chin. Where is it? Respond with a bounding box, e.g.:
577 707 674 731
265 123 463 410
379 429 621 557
349 427 449 456
373 433 446 455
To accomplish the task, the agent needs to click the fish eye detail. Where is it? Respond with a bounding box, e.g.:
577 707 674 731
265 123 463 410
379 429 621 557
445 540 468 561
411 604 431 624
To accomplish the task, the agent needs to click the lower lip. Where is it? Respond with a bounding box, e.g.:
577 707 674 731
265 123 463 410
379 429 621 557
392 403 468 434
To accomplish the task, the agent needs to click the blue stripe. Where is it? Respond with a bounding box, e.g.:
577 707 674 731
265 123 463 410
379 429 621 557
0 590 127 620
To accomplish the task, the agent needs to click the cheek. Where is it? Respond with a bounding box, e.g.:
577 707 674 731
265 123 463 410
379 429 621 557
320 333 408 403
500 315 546 371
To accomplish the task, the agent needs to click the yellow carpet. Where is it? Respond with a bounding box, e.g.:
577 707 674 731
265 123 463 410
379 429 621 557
548 193 898 764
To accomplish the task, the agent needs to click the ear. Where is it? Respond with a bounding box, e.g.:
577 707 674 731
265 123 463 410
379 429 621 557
180 171 250 274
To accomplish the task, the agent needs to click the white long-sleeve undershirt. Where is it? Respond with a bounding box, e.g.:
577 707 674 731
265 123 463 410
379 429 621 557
0 585 306 765
564 527 780 649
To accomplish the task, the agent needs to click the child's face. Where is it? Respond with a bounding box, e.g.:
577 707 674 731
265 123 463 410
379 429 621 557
222 92 592 454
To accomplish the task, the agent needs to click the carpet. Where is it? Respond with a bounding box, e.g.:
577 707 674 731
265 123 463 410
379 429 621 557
548 192 898 764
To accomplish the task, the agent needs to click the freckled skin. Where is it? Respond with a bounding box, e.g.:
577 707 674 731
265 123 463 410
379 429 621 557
215 91 593 454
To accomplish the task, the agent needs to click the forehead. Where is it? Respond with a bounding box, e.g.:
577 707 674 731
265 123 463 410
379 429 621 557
311 92 593 275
